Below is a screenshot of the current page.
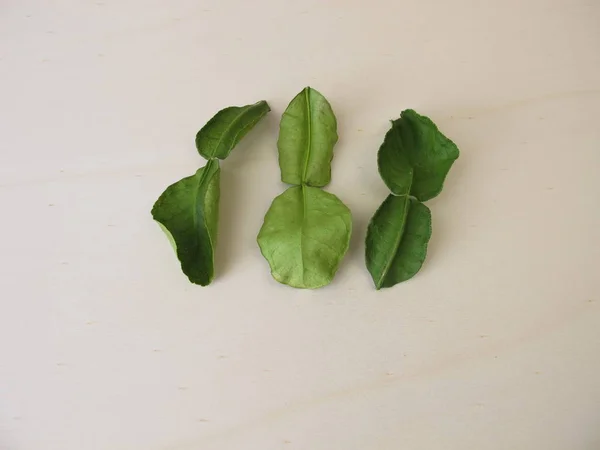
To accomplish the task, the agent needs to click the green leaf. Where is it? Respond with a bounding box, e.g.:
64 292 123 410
278 87 338 187
378 109 459 201
195 100 270 160
365 195 432 289
257 185 352 289
151 159 220 286
259 88 351 290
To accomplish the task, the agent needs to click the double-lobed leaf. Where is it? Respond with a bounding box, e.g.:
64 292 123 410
278 87 338 187
152 159 220 286
195 100 270 160
153 100 269 285
258 87 351 289
365 195 431 290
257 186 352 289
378 109 459 201
366 109 459 289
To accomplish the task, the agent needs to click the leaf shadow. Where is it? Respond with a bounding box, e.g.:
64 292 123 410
214 166 241 280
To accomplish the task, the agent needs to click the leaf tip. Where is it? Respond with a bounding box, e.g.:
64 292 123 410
256 99 271 111
400 108 418 118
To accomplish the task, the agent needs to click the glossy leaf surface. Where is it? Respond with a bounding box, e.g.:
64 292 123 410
152 160 220 286
378 109 459 201
257 185 352 289
278 87 338 187
365 195 432 289
195 100 270 160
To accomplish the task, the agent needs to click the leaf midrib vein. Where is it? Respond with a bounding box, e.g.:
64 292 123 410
376 127 413 289
192 159 215 240
298 88 313 284
209 106 252 158
301 88 312 183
